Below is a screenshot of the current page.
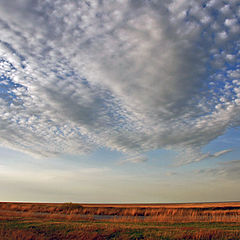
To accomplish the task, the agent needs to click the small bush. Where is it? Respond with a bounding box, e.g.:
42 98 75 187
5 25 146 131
60 202 83 212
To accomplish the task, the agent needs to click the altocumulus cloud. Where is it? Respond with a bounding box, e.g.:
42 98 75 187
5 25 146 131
0 0 239 161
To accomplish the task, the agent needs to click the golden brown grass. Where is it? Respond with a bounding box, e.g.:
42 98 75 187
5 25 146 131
0 214 240 240
0 202 240 240
0 202 239 223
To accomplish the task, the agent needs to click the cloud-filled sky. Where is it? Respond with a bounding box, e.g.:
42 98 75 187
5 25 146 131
0 0 239 202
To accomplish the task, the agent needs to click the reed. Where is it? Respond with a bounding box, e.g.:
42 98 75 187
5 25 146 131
0 202 239 224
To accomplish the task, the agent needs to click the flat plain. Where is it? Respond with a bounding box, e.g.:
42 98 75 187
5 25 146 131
0 202 240 239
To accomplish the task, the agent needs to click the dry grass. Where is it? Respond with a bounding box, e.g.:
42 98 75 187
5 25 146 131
0 215 240 240
0 202 240 239
0 202 239 222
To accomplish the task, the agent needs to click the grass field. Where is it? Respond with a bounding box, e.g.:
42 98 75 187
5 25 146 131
0 202 240 239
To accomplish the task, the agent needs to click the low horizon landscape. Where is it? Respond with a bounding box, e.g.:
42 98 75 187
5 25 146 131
0 201 240 239
0 0 239 239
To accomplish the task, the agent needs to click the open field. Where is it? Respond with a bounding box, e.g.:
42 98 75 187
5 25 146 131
0 202 240 239
1 202 240 222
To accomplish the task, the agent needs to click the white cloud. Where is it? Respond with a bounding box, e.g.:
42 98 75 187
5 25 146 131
197 160 240 181
118 155 148 165
176 149 233 165
0 0 239 162
212 149 233 158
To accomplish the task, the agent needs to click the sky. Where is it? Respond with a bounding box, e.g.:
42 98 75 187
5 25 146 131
0 0 239 203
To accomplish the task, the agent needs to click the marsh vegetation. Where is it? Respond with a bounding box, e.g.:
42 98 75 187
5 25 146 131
0 202 240 239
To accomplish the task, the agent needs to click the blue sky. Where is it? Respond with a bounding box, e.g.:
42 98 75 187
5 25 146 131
0 0 239 202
